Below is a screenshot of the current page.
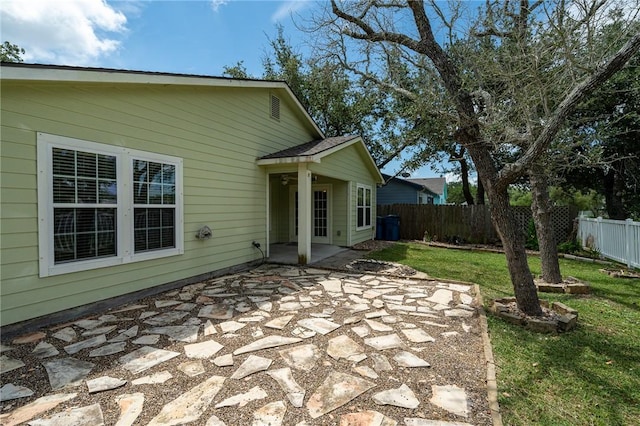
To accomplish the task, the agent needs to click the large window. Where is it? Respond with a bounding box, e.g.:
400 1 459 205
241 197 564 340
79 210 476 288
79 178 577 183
356 184 372 229
38 133 183 277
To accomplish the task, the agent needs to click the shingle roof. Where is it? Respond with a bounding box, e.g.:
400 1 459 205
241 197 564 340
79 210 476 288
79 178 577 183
407 177 446 195
381 173 437 195
259 136 359 159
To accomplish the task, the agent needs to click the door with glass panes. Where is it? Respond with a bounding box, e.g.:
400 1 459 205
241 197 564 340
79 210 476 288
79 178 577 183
289 185 331 244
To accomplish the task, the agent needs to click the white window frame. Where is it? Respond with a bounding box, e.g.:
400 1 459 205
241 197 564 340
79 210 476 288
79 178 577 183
356 183 372 230
37 132 184 277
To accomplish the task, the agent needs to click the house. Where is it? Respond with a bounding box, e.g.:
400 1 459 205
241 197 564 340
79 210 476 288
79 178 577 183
377 174 445 205
407 177 448 205
0 63 383 327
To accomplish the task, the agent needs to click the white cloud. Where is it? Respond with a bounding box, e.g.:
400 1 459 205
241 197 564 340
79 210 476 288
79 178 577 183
0 0 128 66
210 0 229 12
271 0 310 23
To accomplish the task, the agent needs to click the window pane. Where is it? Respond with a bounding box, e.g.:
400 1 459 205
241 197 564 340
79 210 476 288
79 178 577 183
76 209 96 233
357 208 364 227
161 228 175 248
149 184 162 204
77 179 97 203
134 182 148 204
75 231 96 259
161 208 174 227
54 234 75 263
148 162 161 183
357 188 363 205
98 154 116 179
134 209 147 230
162 164 175 184
133 160 148 183
54 208 75 262
53 177 76 203
53 148 75 176
163 185 175 204
365 207 372 226
147 228 161 250
76 151 96 178
135 229 147 252
98 180 117 204
365 188 371 206
97 209 115 231
97 231 116 256
148 209 160 227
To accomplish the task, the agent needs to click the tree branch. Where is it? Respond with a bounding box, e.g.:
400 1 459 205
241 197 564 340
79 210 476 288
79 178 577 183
498 31 640 186
330 0 423 52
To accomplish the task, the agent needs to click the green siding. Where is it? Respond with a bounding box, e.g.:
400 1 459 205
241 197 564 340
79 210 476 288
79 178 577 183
309 143 379 245
0 80 318 326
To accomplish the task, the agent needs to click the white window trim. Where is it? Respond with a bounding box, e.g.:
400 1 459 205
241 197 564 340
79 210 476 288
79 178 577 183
356 183 373 231
37 132 184 277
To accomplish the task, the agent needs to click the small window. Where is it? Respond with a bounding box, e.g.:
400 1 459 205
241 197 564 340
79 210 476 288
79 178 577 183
356 184 372 229
270 94 280 120
38 133 183 277
133 160 176 253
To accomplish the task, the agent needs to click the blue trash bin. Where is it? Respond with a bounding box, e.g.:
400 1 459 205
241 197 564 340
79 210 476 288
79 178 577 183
383 215 400 241
375 216 384 240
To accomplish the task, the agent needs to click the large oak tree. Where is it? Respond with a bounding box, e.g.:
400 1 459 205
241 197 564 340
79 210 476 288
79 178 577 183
316 0 640 314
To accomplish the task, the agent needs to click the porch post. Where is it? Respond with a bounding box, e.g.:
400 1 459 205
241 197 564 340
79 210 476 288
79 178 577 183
297 163 312 264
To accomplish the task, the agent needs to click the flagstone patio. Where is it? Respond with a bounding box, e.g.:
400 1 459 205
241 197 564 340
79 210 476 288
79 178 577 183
0 263 493 425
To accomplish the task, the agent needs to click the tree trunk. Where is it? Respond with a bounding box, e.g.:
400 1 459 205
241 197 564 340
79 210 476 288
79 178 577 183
489 187 543 315
476 179 485 205
459 159 475 205
529 163 563 283
603 168 627 219
468 148 543 316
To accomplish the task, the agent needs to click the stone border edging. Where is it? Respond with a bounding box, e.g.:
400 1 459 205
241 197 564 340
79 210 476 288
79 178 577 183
475 284 504 426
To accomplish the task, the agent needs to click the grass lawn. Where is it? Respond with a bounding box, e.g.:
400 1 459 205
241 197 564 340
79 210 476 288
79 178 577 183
367 242 640 426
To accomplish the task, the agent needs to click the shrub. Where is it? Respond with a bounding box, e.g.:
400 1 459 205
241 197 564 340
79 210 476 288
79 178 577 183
557 239 581 254
525 219 539 250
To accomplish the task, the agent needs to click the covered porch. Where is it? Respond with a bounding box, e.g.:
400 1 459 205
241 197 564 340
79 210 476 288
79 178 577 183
256 136 383 265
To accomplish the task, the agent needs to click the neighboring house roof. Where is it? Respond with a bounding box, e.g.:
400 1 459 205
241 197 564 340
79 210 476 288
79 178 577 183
0 62 323 138
259 136 384 183
381 173 437 196
407 177 446 195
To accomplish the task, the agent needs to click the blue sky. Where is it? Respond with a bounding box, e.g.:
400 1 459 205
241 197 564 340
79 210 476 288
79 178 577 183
1 0 450 179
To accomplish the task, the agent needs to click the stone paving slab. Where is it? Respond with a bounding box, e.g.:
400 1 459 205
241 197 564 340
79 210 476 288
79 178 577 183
0 264 492 426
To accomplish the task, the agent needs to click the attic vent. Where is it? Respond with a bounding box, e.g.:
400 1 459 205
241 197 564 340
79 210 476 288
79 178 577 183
270 94 280 120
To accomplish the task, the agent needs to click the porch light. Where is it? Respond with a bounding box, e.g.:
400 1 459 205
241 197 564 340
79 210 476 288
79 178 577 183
281 175 289 186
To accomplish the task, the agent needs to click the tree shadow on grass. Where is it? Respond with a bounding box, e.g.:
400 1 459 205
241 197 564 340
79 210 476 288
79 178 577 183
588 280 640 312
490 315 640 425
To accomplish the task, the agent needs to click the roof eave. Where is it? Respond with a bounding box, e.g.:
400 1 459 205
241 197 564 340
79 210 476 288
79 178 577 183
256 156 321 166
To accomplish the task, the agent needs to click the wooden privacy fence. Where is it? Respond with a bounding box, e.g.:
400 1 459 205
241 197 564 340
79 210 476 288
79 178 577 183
376 204 578 244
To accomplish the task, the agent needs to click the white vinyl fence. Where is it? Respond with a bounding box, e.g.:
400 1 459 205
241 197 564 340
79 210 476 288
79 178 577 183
578 217 640 269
